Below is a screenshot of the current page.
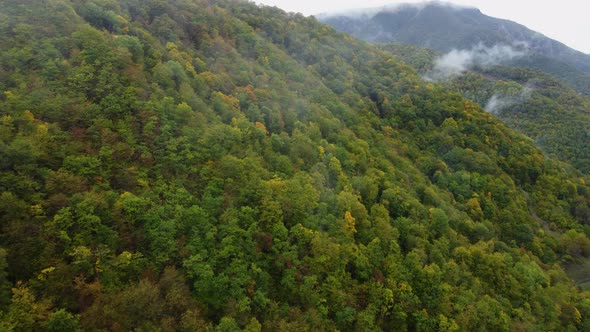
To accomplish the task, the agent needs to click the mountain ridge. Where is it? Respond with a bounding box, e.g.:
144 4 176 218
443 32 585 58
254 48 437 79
320 1 590 81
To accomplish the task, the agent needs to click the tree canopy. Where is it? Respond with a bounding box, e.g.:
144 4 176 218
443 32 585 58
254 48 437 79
1 0 590 331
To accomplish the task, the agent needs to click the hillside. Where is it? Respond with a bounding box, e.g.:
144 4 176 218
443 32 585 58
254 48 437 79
379 42 590 173
449 66 590 172
1 0 590 331
320 2 590 95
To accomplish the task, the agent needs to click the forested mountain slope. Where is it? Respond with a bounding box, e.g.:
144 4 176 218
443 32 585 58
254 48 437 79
449 66 590 173
380 43 590 174
1 0 590 331
320 2 590 95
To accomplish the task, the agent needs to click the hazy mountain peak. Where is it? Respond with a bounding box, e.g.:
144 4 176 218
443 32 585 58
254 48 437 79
320 1 590 87
317 1 476 20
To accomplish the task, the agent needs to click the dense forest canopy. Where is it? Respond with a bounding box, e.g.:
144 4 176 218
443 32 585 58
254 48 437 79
379 42 590 174
1 0 590 331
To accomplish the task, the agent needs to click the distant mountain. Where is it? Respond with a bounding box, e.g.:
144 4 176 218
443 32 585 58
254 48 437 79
320 1 590 94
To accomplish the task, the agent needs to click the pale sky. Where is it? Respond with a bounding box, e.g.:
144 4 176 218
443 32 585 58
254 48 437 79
255 0 590 54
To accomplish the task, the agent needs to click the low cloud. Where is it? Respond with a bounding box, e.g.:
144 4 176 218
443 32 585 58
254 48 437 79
484 83 534 114
425 43 526 81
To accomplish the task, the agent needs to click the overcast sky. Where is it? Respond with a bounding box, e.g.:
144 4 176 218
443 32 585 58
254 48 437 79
254 0 590 54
